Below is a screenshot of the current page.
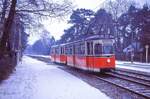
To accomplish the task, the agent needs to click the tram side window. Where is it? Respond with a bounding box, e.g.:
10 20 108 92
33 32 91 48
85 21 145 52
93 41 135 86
69 46 73 55
80 43 85 55
94 44 102 55
75 43 85 55
65 46 69 55
75 44 79 55
55 48 57 54
51 48 54 54
55 47 60 54
87 42 93 55
50 48 53 54
63 47 65 54
55 48 56 54
54 49 56 54
65 45 73 55
65 46 68 54
61 47 64 54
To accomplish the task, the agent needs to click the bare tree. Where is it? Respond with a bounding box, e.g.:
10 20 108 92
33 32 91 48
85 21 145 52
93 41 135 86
0 0 17 56
102 0 135 20
0 0 73 58
101 0 135 52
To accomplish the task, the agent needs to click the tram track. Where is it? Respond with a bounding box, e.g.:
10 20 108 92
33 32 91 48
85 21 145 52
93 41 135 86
109 70 150 86
115 68 150 77
93 70 150 99
60 65 150 99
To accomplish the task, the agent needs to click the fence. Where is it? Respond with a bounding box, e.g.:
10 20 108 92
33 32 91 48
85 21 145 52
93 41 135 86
116 52 150 63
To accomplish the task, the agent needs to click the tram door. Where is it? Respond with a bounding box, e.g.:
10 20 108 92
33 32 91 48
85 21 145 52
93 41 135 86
86 41 94 70
93 40 103 69
93 40 103 56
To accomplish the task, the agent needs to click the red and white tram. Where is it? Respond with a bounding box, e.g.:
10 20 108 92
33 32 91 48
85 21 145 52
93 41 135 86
50 35 115 72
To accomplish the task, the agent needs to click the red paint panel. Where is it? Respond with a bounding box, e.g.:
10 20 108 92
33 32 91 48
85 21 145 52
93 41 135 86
93 55 115 69
86 56 94 68
60 55 67 64
51 54 55 62
67 55 75 66
55 54 60 63
75 56 87 69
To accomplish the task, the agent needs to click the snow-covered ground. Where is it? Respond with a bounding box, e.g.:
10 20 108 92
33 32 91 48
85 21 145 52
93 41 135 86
26 54 51 59
116 60 150 73
117 60 150 66
0 56 110 99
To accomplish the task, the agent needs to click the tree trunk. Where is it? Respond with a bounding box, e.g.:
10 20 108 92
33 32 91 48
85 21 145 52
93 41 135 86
0 0 17 58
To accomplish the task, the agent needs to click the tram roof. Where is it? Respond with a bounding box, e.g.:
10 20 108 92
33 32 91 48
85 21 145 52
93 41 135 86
52 35 114 47
85 35 114 40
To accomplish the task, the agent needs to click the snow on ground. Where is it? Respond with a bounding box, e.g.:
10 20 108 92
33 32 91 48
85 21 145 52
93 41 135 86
0 56 110 99
26 54 51 58
116 60 150 73
117 60 150 66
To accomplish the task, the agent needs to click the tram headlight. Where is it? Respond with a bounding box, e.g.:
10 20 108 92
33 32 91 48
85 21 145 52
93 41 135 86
107 59 111 63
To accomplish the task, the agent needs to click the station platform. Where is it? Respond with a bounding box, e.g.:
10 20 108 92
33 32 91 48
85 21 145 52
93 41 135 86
116 61 150 73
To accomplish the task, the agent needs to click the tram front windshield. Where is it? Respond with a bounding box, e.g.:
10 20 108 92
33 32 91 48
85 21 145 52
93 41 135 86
103 45 114 54
94 44 114 56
